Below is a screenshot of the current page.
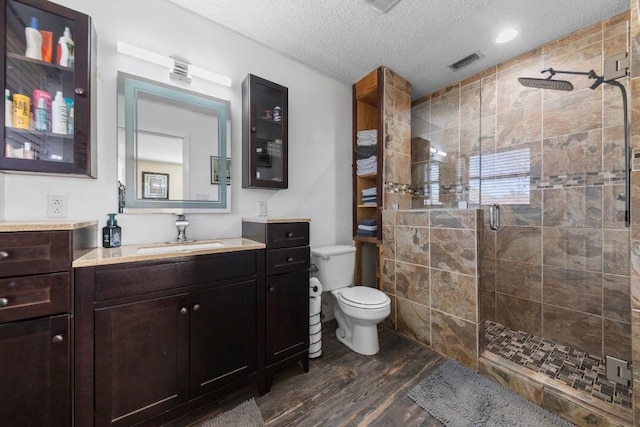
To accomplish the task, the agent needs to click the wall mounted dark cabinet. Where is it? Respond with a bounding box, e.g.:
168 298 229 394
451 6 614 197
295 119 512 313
1 0 96 177
242 74 288 189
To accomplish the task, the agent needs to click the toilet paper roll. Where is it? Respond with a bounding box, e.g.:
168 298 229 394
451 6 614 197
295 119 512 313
309 313 321 326
310 296 321 316
309 322 321 335
309 277 323 297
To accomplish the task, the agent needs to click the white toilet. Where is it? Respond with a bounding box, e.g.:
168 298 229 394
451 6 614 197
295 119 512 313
311 245 391 356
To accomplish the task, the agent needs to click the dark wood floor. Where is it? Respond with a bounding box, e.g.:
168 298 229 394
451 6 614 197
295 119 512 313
176 321 445 426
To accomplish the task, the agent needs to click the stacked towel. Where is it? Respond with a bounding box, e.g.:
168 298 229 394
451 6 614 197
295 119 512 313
357 129 377 146
356 155 377 176
356 144 377 160
361 186 377 205
356 218 377 237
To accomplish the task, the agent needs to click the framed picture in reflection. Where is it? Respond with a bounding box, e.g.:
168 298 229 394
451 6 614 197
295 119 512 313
142 172 169 199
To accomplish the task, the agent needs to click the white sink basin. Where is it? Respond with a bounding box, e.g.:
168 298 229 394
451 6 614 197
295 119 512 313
137 241 225 254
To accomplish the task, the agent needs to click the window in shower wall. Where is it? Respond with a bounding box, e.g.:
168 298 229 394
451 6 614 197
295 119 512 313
469 148 530 205
423 160 441 205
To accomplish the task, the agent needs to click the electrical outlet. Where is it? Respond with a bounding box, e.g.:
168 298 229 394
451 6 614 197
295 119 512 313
47 195 68 218
258 201 268 216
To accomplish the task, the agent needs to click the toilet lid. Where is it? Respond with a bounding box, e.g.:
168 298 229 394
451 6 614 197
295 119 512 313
339 287 390 308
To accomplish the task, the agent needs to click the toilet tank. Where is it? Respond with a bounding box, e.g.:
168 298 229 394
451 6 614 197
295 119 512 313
311 245 356 291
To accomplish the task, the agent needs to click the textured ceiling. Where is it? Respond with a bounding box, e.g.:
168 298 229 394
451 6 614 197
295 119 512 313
168 0 629 99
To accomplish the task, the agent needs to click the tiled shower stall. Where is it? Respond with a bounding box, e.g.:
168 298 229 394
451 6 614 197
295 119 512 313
379 7 640 426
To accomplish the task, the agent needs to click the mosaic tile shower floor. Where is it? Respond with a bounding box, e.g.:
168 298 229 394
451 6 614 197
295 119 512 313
484 320 632 410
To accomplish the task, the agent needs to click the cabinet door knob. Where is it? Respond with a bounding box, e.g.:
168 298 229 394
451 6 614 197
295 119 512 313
193 304 200 312
269 286 275 292
0 251 8 260
251 126 257 132
74 88 86 96
0 298 8 307
286 232 294 238
180 307 187 314
51 334 64 343
287 257 294 262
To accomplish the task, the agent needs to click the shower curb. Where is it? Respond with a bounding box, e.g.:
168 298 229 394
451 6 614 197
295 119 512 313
479 351 632 427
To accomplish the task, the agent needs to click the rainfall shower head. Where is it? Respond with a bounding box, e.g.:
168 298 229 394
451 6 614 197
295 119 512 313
517 77 574 91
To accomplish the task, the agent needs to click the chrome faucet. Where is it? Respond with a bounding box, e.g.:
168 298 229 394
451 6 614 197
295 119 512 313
176 215 189 242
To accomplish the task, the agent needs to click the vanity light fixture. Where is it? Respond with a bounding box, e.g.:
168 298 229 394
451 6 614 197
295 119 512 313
116 41 232 87
495 28 520 44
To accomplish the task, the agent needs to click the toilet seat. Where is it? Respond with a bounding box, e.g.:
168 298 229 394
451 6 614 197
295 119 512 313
337 287 390 310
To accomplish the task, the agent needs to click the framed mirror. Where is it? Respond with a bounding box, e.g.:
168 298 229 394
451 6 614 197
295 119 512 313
117 72 231 212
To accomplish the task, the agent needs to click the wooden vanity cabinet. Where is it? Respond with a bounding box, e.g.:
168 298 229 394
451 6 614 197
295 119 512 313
0 226 95 427
242 220 310 392
74 249 265 427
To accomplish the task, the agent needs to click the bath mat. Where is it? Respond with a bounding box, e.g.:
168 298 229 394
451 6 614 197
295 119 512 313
196 398 265 427
408 360 575 426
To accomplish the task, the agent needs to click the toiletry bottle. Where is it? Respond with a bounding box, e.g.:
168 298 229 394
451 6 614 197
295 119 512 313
57 27 74 67
23 142 35 159
12 92 30 129
35 95 48 132
273 106 282 122
64 97 74 135
25 17 43 60
5 89 11 127
51 91 67 134
102 213 122 248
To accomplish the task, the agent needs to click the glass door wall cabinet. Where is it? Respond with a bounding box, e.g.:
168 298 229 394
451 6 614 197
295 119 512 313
242 74 288 189
0 0 96 177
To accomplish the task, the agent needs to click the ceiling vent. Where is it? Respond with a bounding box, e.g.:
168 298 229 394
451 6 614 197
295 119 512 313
365 0 402 14
449 51 483 71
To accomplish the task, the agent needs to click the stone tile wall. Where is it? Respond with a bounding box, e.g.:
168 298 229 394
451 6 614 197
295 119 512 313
382 67 412 210
382 208 481 369
410 13 631 371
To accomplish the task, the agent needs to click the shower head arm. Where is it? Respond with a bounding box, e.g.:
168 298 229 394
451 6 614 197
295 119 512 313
542 68 597 78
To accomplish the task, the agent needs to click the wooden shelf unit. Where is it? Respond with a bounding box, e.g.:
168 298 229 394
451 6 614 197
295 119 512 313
352 68 383 242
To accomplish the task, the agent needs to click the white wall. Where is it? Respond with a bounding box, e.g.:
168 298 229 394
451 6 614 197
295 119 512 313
2 0 353 248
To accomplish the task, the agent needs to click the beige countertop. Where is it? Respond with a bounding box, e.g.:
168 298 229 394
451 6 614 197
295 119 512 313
73 237 265 268
242 217 311 223
0 220 98 232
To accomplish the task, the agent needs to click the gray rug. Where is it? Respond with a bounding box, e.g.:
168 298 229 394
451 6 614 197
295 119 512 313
408 360 575 427
197 398 265 427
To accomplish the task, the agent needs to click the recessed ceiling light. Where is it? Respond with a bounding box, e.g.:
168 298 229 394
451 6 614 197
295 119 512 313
495 28 519 44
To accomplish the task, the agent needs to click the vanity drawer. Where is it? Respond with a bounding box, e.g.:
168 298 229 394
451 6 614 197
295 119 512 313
0 231 71 278
94 251 259 301
266 223 309 249
266 247 310 276
0 272 70 323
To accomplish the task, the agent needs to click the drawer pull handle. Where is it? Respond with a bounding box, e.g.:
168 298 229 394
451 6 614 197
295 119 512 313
51 335 64 344
0 298 8 307
286 232 294 238
0 251 8 260
180 307 187 314
193 304 200 312
287 257 294 262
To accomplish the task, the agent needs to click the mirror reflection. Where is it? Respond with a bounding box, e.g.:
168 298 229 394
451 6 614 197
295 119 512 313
117 72 231 212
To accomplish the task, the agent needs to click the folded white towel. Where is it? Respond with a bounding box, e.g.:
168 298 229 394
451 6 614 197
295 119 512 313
357 167 377 176
362 188 377 196
357 129 377 137
358 224 377 231
356 156 377 165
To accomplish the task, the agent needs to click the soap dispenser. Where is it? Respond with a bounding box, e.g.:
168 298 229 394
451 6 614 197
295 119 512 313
102 213 122 248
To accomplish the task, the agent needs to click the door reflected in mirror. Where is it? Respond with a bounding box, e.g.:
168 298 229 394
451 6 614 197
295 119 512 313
117 72 231 212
